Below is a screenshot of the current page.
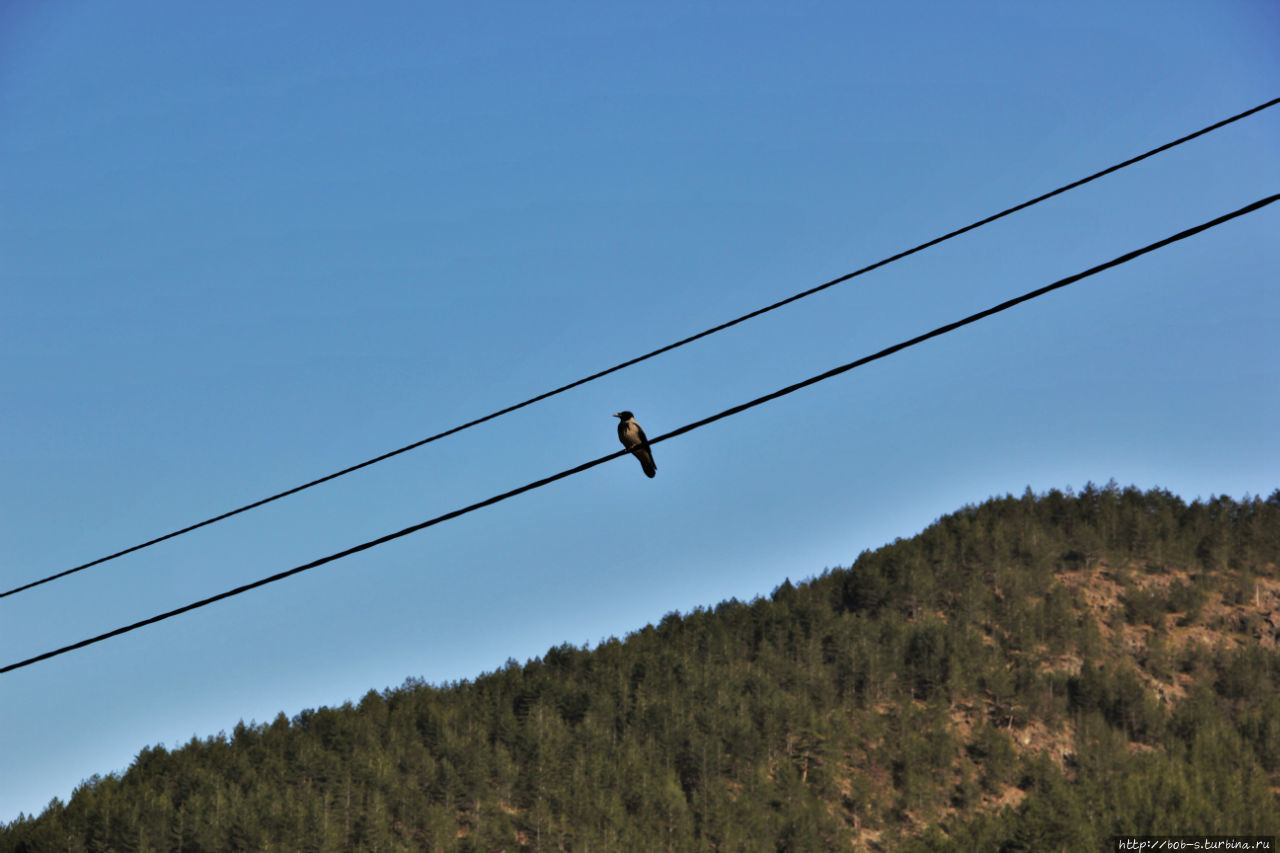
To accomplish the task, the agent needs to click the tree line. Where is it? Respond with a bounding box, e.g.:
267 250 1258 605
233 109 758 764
4 483 1278 851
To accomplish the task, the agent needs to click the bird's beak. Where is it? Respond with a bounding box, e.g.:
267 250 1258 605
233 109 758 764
612 413 622 418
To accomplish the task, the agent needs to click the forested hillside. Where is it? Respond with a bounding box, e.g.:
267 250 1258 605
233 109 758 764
4 483 1279 851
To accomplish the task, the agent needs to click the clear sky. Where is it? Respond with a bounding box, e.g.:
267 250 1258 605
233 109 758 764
2 0 1277 823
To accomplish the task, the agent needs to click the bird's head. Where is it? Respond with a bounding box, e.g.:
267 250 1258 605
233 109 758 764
613 411 634 420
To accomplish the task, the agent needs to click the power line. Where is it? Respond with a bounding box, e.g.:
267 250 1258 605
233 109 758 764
3 97 1276 602
3 193 1273 675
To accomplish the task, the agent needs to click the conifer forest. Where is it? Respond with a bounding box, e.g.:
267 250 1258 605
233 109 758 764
4 483 1280 851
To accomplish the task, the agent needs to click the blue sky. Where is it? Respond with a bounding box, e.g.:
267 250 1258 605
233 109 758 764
2 0 1277 823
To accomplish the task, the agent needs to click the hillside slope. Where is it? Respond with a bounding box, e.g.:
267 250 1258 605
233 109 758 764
4 483 1279 851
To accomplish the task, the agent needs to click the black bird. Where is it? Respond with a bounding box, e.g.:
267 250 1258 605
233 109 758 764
613 411 657 478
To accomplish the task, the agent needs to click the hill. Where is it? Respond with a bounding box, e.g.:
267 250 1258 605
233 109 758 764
3 483 1279 851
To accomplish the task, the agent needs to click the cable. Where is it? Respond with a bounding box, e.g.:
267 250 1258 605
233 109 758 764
3 97 1276 602
3 193 1273 675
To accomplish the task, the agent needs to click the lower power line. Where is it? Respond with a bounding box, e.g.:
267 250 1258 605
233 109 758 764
2 193 1274 675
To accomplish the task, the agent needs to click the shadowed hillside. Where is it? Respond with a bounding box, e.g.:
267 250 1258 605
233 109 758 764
4 483 1279 851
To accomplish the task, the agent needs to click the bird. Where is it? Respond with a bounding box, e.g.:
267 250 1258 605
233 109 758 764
613 411 657 478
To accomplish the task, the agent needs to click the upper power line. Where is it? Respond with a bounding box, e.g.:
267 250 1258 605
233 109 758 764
3 97 1276 602
3 192 1274 675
